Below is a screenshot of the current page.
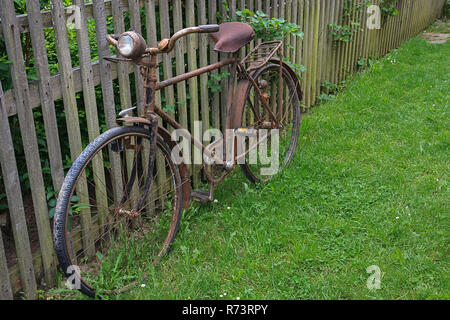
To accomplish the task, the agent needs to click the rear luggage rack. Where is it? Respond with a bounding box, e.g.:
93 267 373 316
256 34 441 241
240 40 283 73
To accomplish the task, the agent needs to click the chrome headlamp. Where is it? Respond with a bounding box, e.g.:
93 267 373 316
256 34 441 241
117 31 147 59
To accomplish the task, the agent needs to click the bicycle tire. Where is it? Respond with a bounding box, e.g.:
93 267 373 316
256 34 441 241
53 125 183 298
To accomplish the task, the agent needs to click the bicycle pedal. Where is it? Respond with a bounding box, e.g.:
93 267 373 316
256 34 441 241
190 189 211 203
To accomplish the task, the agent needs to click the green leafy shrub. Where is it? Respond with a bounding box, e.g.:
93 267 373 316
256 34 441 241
235 9 304 42
329 22 361 43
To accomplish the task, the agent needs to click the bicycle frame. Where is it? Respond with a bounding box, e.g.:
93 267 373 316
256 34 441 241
122 50 284 170
109 28 302 206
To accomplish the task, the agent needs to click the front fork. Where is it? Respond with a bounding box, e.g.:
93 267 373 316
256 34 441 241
120 54 160 213
136 115 158 212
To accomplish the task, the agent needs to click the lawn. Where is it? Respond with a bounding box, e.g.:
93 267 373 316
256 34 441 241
51 35 449 300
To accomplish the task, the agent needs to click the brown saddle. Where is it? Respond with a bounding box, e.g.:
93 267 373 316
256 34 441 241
209 22 255 53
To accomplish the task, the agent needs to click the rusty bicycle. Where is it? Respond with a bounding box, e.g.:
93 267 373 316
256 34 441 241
53 22 303 297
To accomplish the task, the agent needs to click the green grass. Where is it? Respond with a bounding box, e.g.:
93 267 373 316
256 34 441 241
424 18 449 34
50 36 449 300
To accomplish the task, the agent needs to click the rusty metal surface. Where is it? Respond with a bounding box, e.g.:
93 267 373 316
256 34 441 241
241 40 283 72
269 58 303 102
116 116 191 210
157 126 191 210
210 22 255 53
229 59 303 130
156 58 237 91
145 24 219 55
116 116 152 125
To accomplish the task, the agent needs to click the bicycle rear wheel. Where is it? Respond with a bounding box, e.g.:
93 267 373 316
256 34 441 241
239 63 301 183
53 126 182 298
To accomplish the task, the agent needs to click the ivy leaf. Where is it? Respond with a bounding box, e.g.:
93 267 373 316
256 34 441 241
48 198 57 208
48 207 55 219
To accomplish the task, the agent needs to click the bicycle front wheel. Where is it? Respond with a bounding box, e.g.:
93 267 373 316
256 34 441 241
53 126 183 298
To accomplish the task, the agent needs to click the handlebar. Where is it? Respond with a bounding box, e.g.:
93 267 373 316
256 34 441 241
106 24 219 57
106 34 119 47
146 24 219 54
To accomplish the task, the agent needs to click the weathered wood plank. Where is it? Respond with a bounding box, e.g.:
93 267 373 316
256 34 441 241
74 0 108 230
173 0 188 130
187 0 201 186
326 0 336 86
51 0 94 258
92 0 123 205
111 1 133 114
128 0 145 111
296 0 305 100
25 0 64 193
219 1 229 130
0 228 12 300
111 0 140 209
198 0 210 134
159 0 176 125
316 0 325 97
0 80 36 300
209 0 220 130
255 0 262 47
1 0 56 290
310 0 320 105
302 0 311 107
145 0 167 200
265 0 271 16
290 0 298 65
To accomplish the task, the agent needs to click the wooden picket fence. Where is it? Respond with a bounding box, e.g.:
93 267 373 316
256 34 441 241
0 0 445 299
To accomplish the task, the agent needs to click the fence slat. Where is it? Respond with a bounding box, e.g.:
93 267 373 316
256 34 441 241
92 0 124 205
198 0 210 134
159 0 176 125
173 0 189 130
129 0 145 112
1 0 57 290
316 0 325 96
51 0 94 258
302 0 311 107
0 228 12 300
145 0 167 206
310 0 320 105
74 0 109 230
208 0 220 130
187 0 201 186
25 0 64 193
0 82 37 301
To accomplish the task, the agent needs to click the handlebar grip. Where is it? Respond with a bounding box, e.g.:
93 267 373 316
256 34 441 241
106 34 120 46
199 24 220 33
